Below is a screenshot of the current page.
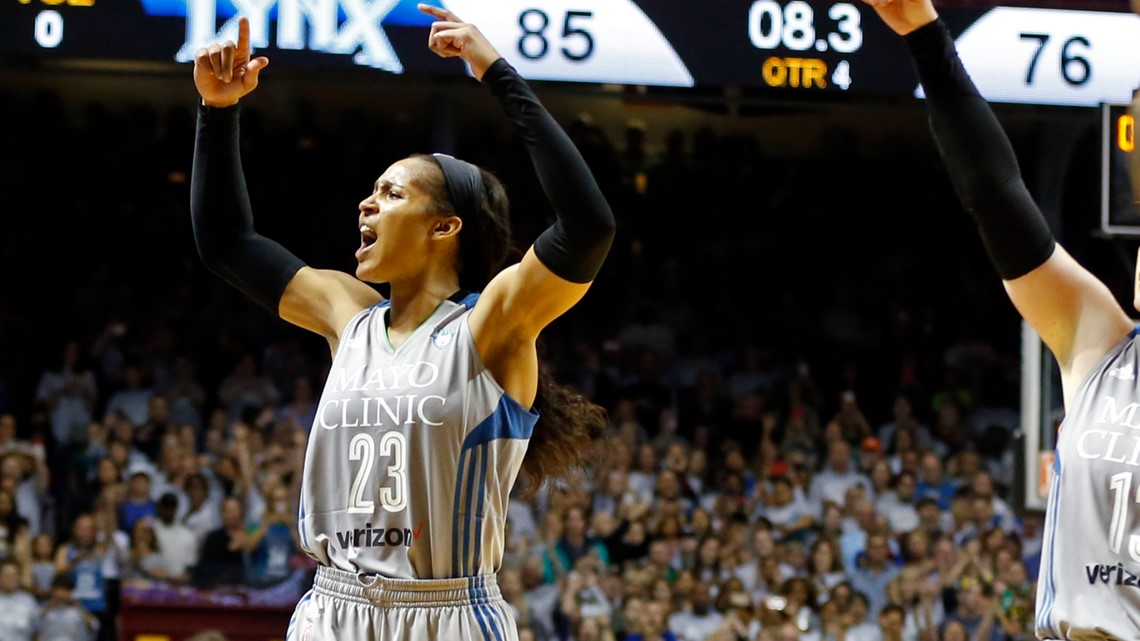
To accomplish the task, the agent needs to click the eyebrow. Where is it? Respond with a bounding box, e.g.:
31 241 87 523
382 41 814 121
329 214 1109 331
375 178 405 192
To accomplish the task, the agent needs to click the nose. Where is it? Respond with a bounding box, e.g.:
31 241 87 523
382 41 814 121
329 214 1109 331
359 194 378 214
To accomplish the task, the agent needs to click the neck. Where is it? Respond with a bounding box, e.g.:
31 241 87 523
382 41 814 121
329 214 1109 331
385 280 462 332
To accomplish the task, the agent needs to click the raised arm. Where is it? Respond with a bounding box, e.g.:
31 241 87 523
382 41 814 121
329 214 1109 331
866 0 1133 405
418 5 616 340
190 17 381 345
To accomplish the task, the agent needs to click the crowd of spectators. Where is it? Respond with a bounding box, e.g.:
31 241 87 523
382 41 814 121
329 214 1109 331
0 72 1115 641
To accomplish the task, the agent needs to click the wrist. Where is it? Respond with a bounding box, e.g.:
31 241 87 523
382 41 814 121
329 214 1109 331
201 97 240 109
479 57 512 85
904 17 949 53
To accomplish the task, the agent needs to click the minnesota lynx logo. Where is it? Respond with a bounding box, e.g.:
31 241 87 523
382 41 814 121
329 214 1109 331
431 326 457 349
153 0 411 71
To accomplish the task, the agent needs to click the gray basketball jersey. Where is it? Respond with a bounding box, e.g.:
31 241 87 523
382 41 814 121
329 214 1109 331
298 292 538 579
1037 326 1140 640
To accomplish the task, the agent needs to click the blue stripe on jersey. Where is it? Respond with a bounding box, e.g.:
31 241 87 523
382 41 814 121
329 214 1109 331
459 292 480 310
461 395 540 450
453 395 538 577
462 446 480 575
473 443 489 575
1039 474 1053 629
1038 470 1062 637
451 448 469 577
1131 324 1140 338
297 491 309 549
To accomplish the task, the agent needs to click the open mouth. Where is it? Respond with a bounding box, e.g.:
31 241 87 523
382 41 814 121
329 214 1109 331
358 225 378 255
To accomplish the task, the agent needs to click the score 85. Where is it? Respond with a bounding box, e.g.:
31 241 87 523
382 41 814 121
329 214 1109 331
517 9 594 62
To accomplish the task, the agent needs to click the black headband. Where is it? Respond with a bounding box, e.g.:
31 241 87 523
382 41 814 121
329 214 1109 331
431 153 484 220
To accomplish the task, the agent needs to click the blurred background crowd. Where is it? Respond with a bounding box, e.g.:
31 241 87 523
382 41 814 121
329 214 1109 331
0 54 1123 640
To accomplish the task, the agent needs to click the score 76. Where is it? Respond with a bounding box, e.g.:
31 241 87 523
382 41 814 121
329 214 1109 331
1020 32 1091 86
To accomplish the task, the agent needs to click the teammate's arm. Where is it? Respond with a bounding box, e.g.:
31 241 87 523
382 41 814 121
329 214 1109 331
865 0 1133 406
191 17 382 346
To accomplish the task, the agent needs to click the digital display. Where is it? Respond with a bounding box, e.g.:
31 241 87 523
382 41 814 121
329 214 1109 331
4 1 1140 107
1102 103 1140 236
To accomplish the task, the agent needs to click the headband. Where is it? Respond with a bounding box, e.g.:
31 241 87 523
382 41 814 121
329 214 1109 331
431 153 484 220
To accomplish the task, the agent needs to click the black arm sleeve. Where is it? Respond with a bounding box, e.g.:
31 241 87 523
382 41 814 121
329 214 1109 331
906 19 1056 281
191 103 306 313
482 58 616 283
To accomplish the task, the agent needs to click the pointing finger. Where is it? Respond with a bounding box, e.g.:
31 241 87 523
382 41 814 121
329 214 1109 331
418 3 463 24
237 16 251 58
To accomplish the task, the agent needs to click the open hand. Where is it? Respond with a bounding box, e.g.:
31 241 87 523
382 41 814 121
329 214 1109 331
194 16 269 107
862 0 939 36
418 3 501 81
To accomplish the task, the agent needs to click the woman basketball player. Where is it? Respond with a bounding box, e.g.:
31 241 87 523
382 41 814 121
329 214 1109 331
190 5 613 639
866 0 1140 638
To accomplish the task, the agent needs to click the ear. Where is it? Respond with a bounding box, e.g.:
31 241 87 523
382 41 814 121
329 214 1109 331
433 215 463 240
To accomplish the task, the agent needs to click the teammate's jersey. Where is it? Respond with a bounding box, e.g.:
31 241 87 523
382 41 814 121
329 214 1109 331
297 292 538 579
1037 326 1140 640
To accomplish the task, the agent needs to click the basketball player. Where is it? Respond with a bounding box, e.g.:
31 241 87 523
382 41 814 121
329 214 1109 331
190 5 614 640
866 0 1140 638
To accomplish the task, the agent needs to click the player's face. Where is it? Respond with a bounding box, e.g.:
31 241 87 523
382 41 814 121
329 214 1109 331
356 158 460 284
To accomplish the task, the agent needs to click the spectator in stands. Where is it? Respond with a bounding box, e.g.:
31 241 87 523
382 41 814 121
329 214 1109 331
118 470 156 534
133 394 174 463
805 536 846 599
125 518 184 585
850 532 901 622
164 356 207 430
843 591 879 641
52 512 113 641
0 557 39 641
0 487 30 560
667 578 722 641
34 340 98 483
877 393 933 454
25 531 57 601
244 482 300 585
0 450 47 538
150 492 198 582
915 452 958 511
878 469 921 535
501 566 554 641
37 572 99 641
273 373 317 432
544 506 610 584
809 440 871 509
761 474 816 541
217 352 280 422
103 362 154 429
180 471 219 548
878 602 907 641
195 496 251 588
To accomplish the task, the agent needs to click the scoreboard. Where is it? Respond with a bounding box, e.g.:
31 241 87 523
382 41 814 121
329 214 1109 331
4 0 1140 107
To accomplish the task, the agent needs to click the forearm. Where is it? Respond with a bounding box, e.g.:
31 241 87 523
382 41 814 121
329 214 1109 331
906 19 1055 280
482 59 615 282
191 104 306 312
